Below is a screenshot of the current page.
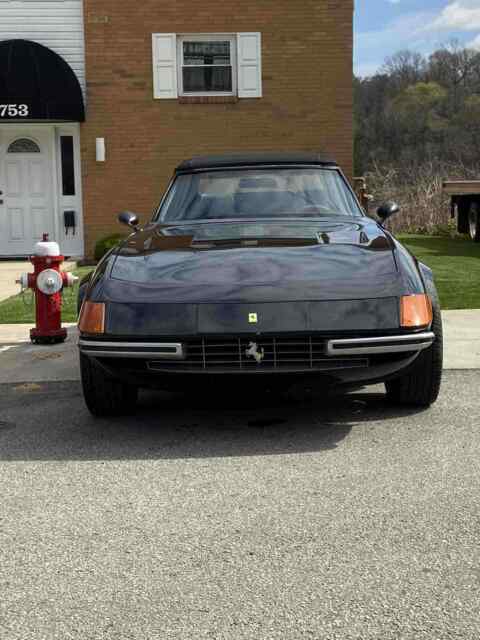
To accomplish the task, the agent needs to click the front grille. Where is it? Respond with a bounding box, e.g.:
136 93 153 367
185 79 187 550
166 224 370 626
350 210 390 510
147 336 369 373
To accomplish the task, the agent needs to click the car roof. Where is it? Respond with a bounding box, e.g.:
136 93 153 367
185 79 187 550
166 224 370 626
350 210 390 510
176 152 338 173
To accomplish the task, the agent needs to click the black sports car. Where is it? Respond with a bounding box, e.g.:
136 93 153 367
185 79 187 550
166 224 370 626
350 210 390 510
78 153 443 416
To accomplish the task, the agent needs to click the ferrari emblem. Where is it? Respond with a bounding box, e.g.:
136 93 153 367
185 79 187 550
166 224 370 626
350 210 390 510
249 313 258 324
246 342 265 364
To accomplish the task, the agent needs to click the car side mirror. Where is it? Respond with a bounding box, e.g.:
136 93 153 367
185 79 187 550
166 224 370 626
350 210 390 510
118 211 140 229
377 201 400 223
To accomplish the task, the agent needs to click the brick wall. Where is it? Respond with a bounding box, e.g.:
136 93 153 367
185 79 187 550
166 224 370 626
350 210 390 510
81 0 354 257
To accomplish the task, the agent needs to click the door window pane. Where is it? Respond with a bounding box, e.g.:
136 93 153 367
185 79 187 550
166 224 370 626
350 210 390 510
60 136 75 196
7 138 40 153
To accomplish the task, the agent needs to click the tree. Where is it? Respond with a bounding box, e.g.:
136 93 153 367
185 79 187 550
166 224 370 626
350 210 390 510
388 83 447 163
428 41 480 113
354 43 480 173
382 50 426 91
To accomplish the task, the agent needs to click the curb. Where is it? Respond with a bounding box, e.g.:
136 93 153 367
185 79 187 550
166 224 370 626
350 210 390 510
0 324 77 346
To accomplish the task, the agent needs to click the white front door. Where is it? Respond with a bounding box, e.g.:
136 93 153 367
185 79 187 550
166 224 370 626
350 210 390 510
0 129 54 256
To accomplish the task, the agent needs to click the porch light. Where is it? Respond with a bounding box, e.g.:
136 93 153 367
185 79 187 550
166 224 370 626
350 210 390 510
96 138 106 162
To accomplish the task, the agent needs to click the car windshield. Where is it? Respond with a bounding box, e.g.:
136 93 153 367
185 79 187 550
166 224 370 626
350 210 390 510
158 168 363 222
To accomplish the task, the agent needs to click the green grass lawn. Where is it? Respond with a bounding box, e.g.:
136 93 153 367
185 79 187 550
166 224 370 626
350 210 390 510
0 267 93 324
398 235 480 311
0 235 478 323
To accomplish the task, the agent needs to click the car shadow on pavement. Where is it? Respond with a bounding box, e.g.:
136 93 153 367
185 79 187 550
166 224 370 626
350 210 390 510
0 380 429 462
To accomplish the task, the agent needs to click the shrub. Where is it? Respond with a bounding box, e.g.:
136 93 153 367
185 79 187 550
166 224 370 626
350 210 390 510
94 234 127 262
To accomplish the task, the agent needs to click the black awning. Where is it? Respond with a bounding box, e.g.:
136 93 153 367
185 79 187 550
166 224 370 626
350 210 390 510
0 39 85 122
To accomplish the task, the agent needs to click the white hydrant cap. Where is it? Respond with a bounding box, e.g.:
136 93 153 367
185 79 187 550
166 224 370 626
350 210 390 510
65 273 79 287
16 273 29 290
34 240 61 257
37 269 63 295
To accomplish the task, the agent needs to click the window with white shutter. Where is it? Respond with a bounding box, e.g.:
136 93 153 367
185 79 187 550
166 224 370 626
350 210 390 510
152 32 262 100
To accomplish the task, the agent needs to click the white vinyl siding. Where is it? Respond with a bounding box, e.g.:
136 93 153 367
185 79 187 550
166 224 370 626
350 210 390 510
152 32 262 100
0 0 85 95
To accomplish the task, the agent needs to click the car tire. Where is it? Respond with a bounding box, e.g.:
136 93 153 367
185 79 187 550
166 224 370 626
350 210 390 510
385 294 443 408
80 353 138 417
468 203 480 243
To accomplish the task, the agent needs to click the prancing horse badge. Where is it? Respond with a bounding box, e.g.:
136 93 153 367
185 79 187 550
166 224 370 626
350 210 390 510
249 313 258 324
246 342 265 364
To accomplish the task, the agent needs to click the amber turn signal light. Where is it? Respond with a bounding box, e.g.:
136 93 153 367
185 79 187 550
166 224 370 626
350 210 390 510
400 294 433 328
78 301 105 334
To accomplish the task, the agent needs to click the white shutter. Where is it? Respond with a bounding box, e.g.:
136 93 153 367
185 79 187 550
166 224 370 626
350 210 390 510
237 32 262 98
152 33 178 99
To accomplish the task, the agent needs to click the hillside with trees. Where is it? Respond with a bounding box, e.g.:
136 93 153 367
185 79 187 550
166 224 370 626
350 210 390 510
355 43 480 232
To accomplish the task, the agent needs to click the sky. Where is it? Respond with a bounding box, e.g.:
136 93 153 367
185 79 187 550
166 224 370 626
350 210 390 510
355 0 480 77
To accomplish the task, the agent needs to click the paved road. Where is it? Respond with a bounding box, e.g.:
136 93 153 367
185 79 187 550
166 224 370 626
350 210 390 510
1 372 479 639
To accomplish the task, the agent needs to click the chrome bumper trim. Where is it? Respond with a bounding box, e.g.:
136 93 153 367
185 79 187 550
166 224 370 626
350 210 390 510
327 332 435 356
79 340 185 359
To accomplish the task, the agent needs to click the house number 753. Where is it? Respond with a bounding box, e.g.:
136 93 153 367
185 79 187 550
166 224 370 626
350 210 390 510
0 104 29 117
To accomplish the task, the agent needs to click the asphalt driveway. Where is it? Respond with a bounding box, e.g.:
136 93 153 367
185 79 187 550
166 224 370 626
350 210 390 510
1 372 479 639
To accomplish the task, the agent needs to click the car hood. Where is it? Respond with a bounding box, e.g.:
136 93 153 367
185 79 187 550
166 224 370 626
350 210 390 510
104 219 401 303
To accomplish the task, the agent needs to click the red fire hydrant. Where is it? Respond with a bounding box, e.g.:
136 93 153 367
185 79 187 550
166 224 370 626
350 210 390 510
17 234 78 345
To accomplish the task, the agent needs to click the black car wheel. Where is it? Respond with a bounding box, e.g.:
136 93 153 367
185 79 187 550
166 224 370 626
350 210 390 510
80 353 138 417
385 294 443 408
468 203 480 242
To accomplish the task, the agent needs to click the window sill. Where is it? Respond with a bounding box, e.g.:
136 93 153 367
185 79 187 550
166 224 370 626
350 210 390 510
178 96 239 104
